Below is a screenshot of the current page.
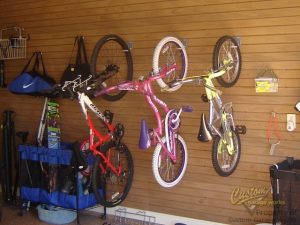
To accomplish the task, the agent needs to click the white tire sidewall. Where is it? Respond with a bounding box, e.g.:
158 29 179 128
152 134 188 188
152 36 188 92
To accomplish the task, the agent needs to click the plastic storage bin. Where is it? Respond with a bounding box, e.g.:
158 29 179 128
270 157 300 225
19 143 98 209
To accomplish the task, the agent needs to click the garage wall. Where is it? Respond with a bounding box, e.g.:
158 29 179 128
1 0 300 224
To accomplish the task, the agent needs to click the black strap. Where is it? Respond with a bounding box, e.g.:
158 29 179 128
67 36 79 65
67 36 88 66
76 36 88 65
29 51 47 76
21 52 39 73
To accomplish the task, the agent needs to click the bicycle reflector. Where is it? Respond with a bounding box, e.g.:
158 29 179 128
295 101 300 112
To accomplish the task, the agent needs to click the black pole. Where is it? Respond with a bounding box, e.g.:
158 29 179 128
2 110 14 203
15 132 29 201
0 60 6 88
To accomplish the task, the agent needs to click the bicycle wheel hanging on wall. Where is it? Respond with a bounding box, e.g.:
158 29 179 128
90 34 133 101
92 141 134 207
211 127 241 177
152 36 188 92
213 36 242 87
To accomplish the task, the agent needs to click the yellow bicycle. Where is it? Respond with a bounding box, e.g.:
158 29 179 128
167 36 246 176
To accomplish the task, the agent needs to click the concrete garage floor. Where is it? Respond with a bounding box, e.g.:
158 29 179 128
0 203 164 225
0 204 109 225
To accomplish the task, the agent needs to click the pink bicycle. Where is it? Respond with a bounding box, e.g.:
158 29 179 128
94 36 190 187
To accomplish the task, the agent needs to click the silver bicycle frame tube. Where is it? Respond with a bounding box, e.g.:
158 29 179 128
209 95 223 138
78 92 109 124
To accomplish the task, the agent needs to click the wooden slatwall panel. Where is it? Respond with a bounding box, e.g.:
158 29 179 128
1 0 300 224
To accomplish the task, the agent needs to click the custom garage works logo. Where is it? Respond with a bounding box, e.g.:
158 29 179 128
229 186 286 224
231 186 275 214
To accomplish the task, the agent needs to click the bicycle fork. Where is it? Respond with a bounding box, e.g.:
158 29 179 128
219 109 235 155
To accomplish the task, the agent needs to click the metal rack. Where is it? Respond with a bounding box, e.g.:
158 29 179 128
0 27 27 60
113 208 158 225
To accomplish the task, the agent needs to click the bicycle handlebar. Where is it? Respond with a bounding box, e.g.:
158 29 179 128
170 59 233 90
56 63 177 98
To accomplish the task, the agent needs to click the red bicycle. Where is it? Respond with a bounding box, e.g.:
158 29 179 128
61 76 134 207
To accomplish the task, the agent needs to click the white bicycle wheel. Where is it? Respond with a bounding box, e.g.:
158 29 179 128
152 36 188 92
152 134 188 188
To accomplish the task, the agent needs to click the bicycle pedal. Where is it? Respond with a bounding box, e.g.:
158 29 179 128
201 94 208 102
182 105 193 112
236 125 246 134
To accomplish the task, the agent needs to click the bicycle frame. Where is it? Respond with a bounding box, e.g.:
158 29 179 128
175 63 235 141
62 77 124 176
95 64 182 162
203 72 235 138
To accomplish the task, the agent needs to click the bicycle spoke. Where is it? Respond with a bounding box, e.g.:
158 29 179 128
215 130 240 175
91 35 133 101
213 36 241 87
92 142 133 207
152 36 188 92
157 139 184 183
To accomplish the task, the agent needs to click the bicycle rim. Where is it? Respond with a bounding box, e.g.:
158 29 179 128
212 129 241 176
213 36 241 87
152 135 188 188
92 141 134 207
152 36 188 92
90 34 133 101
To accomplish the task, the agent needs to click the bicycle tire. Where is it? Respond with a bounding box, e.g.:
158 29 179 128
152 134 188 188
212 127 241 176
92 141 134 207
152 36 188 92
213 36 242 87
90 34 133 101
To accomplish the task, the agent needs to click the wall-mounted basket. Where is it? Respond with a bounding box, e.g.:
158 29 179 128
255 68 278 93
0 27 27 60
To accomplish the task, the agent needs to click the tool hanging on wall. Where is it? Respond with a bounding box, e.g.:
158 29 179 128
267 112 282 155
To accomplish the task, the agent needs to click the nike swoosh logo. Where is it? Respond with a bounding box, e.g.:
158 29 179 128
23 82 34 88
